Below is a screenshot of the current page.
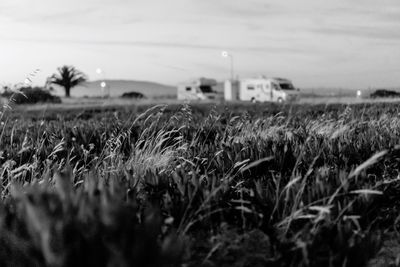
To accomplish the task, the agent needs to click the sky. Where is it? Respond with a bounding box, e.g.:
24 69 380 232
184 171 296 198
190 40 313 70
1 0 400 89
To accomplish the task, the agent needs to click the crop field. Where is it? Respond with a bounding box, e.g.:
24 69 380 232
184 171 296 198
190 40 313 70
1 101 400 266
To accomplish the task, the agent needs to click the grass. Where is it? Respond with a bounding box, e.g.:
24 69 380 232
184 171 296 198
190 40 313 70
0 100 400 266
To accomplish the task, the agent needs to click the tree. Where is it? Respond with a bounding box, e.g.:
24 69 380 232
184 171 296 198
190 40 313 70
48 65 87 97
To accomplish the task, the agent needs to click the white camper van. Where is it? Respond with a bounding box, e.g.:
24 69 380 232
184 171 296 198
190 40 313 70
177 78 219 100
225 77 299 103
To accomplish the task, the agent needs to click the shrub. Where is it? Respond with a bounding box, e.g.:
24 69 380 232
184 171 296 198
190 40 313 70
370 89 400 98
121 91 146 99
1 87 61 104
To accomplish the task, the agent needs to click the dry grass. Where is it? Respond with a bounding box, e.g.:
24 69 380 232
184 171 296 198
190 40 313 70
0 100 399 265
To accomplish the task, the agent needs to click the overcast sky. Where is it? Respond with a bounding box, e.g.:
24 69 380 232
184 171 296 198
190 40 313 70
1 0 400 88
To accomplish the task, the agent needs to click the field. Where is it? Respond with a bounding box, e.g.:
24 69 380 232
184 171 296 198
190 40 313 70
1 100 400 266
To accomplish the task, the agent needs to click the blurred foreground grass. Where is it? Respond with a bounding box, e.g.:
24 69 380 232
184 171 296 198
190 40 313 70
0 101 400 266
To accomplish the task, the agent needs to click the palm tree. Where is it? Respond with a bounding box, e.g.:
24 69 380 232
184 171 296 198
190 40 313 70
48 65 87 97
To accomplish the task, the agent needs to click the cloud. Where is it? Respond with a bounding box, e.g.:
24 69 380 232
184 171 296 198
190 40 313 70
0 1 135 25
376 9 400 24
3 36 309 54
0 2 100 25
24 7 98 23
157 64 190 72
312 25 400 41
1 0 399 88
213 1 281 17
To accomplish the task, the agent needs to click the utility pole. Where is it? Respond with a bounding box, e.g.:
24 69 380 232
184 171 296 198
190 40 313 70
222 51 234 81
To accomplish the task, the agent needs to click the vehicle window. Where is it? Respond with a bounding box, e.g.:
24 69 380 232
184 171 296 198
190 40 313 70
257 84 263 90
279 83 295 90
247 85 255 90
186 87 191 91
265 83 270 89
199 85 214 93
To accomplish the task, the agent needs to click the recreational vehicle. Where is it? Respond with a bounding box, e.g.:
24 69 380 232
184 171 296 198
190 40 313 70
224 77 299 103
177 78 219 100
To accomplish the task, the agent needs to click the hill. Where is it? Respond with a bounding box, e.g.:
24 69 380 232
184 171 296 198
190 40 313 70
50 79 399 99
52 80 176 98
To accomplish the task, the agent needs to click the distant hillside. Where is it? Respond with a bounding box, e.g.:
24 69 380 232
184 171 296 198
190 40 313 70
52 80 176 98
49 79 399 99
